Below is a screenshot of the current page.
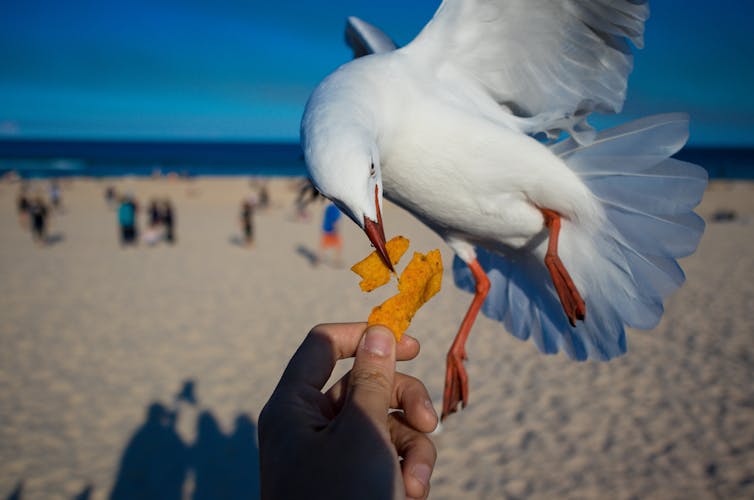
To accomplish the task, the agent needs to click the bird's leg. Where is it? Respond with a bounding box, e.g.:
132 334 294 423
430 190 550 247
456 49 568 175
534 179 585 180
442 259 490 420
540 208 586 326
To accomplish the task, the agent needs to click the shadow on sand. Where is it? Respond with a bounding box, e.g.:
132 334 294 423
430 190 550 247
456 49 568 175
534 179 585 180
45 233 65 246
295 244 319 266
228 235 247 247
109 380 260 500
3 480 92 500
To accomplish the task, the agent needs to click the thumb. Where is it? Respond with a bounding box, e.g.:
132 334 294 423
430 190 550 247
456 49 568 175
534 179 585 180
343 325 397 426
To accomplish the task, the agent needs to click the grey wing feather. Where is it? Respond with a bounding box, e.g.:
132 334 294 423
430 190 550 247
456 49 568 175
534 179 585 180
345 16 398 58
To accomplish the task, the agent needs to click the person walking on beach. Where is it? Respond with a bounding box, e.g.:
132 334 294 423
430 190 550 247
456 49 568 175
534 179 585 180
28 196 49 245
240 196 256 248
162 199 175 244
148 199 161 229
118 195 138 247
105 186 117 209
318 202 343 267
16 189 30 229
142 198 162 246
258 182 270 210
48 179 61 211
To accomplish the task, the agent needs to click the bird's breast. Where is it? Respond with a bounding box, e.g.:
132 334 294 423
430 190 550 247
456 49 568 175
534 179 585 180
374 71 600 251
380 143 547 251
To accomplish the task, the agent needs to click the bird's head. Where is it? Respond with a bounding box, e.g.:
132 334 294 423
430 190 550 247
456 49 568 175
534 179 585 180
303 129 393 272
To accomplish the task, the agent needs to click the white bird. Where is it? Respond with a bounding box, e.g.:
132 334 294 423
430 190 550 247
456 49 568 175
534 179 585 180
301 0 707 420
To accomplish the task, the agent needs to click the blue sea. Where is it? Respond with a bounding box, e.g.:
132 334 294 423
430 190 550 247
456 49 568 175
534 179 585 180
0 140 306 178
0 139 753 179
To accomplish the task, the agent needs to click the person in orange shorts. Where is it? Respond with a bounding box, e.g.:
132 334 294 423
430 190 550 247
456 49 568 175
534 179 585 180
318 202 343 267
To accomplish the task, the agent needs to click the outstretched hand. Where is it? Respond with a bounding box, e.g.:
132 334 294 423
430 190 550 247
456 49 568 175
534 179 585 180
259 323 438 500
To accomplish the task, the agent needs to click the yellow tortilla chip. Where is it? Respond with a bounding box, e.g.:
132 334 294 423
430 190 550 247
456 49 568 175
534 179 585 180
350 235 409 292
367 249 443 340
397 250 443 303
367 293 415 339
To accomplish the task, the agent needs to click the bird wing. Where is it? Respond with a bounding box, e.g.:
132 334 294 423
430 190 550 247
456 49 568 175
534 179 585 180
345 16 398 58
402 0 649 142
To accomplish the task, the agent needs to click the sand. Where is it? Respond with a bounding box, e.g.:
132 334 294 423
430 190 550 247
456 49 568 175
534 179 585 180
0 176 753 499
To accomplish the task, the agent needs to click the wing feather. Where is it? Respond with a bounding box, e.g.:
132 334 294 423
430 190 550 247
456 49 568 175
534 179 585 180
402 0 649 139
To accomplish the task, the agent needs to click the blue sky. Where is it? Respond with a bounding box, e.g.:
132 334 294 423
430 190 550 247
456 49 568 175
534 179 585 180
1 0 752 146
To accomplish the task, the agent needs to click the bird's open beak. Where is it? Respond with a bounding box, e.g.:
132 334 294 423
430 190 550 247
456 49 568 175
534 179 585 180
364 217 392 272
363 186 393 272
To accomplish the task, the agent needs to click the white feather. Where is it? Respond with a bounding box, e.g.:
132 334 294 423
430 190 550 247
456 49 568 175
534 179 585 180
454 114 706 360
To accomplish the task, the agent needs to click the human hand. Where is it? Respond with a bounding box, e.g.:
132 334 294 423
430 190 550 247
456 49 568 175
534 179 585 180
259 323 438 500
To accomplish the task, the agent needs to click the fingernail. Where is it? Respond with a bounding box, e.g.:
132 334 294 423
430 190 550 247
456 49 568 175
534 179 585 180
412 463 431 488
361 326 393 357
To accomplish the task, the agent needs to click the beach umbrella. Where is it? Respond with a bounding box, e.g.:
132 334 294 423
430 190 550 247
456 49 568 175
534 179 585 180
301 0 707 420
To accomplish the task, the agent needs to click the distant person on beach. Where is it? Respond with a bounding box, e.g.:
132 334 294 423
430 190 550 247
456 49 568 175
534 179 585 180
240 196 256 248
118 195 138 247
318 202 343 267
259 323 437 500
162 199 175 244
258 182 270 210
28 196 49 245
148 199 161 228
105 186 117 209
142 198 162 246
49 179 61 211
292 178 318 222
16 190 30 228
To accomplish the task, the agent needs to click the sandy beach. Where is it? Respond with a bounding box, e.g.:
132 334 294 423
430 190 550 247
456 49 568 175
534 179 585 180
1 176 753 499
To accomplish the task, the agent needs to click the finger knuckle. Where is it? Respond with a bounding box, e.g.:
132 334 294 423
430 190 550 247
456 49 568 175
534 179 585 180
350 367 392 393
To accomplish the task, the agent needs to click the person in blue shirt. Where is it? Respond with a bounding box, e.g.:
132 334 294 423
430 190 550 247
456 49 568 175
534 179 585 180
318 202 343 267
118 195 138 247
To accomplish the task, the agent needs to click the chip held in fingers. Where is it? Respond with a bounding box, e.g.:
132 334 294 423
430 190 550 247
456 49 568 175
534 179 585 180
351 236 443 340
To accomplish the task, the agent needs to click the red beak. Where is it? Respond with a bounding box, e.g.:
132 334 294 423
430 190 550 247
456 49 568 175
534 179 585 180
363 186 393 272
364 217 393 272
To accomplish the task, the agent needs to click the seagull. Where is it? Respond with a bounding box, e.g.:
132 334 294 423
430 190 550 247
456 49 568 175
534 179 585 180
301 0 707 420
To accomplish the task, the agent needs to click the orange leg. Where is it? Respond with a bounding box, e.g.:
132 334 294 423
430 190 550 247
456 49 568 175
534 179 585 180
441 259 490 420
540 208 586 327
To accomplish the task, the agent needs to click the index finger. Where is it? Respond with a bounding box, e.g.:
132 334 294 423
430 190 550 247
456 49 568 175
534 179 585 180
277 323 420 392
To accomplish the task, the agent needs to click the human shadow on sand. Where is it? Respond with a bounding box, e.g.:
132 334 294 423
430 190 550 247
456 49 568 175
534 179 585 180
228 235 247 247
109 380 260 500
295 244 319 266
4 481 22 500
3 479 93 500
45 232 65 245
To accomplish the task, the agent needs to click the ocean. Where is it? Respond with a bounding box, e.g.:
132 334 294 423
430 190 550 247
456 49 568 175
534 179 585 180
0 140 306 178
0 139 752 179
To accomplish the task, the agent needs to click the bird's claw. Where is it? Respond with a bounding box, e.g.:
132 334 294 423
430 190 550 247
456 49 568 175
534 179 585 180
541 208 587 326
441 350 468 420
544 254 586 326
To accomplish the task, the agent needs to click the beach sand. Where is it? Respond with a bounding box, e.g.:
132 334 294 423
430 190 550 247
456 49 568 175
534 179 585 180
1 176 752 499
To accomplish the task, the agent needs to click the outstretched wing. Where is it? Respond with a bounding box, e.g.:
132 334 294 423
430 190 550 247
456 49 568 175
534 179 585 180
403 0 649 141
345 16 398 58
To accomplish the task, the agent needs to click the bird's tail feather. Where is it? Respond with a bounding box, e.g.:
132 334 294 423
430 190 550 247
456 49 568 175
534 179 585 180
453 113 707 361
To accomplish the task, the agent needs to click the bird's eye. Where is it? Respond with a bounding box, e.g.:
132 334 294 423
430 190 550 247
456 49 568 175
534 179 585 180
370 162 375 176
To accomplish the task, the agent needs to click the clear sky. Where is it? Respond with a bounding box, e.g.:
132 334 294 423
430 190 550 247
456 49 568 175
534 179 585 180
1 0 752 146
